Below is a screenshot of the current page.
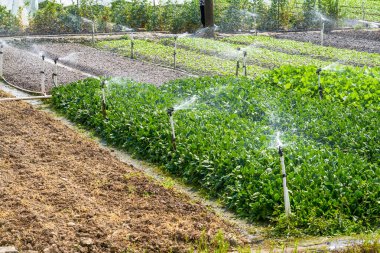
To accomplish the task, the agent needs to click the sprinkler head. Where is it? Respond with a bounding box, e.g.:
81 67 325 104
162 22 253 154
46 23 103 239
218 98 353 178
101 80 106 88
237 47 241 51
41 55 45 61
54 57 59 64
167 107 174 116
316 68 322 74
278 146 283 157
243 51 247 57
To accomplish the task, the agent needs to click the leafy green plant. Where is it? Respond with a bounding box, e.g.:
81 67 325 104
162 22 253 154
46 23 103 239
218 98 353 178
51 73 379 236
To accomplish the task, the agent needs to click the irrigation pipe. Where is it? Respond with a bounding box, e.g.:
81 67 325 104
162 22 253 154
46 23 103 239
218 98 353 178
0 76 45 96
0 95 52 102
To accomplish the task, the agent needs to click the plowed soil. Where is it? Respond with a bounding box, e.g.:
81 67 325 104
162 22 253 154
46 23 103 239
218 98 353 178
0 90 243 253
272 29 380 53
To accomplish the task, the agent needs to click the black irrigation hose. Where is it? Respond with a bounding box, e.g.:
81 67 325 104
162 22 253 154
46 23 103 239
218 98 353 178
0 75 45 96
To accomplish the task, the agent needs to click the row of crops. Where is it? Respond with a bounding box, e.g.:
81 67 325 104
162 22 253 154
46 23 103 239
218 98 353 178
97 35 380 78
51 64 379 235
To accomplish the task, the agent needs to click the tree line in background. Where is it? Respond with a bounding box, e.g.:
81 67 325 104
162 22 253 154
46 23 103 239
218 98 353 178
0 0 376 35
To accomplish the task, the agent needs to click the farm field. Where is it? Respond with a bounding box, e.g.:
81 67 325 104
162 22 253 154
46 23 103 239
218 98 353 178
0 28 379 252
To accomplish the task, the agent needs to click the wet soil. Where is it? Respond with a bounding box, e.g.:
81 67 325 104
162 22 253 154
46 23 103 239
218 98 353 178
2 45 87 93
29 42 188 86
272 29 380 54
0 90 243 253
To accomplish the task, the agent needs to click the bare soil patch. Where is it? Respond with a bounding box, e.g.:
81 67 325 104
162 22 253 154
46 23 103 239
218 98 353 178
0 90 243 253
30 42 188 86
272 29 380 54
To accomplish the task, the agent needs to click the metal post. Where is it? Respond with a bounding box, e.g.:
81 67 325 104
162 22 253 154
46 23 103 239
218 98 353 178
40 55 46 95
317 68 323 99
279 146 291 217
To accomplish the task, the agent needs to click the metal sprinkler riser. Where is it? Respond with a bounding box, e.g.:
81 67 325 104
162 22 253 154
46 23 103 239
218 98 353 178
101 80 107 119
52 57 59 87
40 55 46 95
278 145 291 217
0 44 4 77
167 107 177 151
316 68 324 100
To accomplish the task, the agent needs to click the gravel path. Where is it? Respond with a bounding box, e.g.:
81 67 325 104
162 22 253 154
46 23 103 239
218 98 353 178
0 90 243 253
273 30 380 54
2 45 87 93
32 42 188 86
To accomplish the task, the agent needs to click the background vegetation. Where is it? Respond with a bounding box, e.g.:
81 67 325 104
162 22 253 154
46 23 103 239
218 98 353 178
0 0 379 35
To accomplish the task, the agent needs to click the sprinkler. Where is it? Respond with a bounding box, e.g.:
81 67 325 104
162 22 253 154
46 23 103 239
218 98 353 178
52 57 59 87
167 107 177 151
236 48 241 77
0 42 3 77
321 22 325 46
40 55 46 95
173 35 178 69
101 80 107 119
316 68 323 99
130 35 135 59
278 145 291 217
91 19 96 45
242 50 247 77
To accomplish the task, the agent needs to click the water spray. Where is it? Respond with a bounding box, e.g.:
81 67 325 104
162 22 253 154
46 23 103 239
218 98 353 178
173 35 178 69
167 107 177 151
0 42 3 77
236 48 241 77
52 57 59 87
101 80 107 119
278 144 291 217
316 68 323 99
40 55 46 95
243 50 247 77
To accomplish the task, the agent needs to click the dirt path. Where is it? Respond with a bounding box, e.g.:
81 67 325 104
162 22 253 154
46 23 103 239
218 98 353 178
0 90 243 253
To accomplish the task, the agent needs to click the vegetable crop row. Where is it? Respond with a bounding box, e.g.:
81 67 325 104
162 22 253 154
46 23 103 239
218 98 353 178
221 35 380 67
51 74 379 236
97 39 267 77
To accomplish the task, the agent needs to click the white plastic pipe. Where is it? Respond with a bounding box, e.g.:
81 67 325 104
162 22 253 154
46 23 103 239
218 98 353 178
169 114 176 150
41 55 46 95
279 147 291 216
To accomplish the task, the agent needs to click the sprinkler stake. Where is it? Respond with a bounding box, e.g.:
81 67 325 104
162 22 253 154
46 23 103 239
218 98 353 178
101 80 107 119
167 107 177 151
243 51 247 77
130 39 134 59
279 146 291 217
173 36 177 69
52 57 59 87
0 43 3 77
40 55 46 95
321 22 325 46
316 68 323 100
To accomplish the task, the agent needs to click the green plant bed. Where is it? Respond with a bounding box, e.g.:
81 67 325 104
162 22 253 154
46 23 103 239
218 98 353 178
96 39 267 77
51 72 379 236
222 35 380 67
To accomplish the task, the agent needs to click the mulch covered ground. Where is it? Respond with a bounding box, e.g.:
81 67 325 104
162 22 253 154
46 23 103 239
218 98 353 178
0 90 243 253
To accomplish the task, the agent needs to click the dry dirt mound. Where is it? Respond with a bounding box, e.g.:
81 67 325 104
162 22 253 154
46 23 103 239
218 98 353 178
0 91 242 253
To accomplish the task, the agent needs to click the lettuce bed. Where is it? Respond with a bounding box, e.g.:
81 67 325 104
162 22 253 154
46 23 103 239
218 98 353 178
51 72 379 236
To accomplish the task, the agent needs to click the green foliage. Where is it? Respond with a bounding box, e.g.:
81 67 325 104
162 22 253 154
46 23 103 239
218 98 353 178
51 72 379 236
0 5 21 34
